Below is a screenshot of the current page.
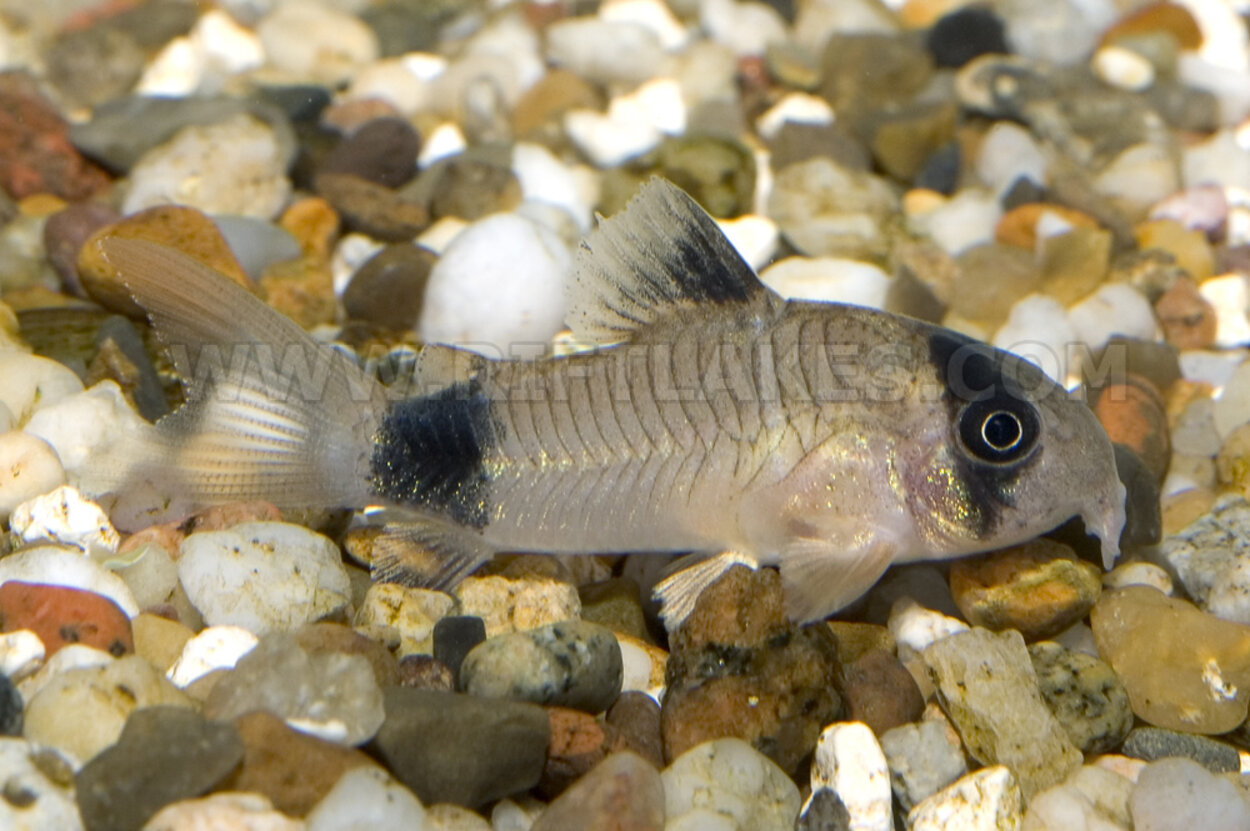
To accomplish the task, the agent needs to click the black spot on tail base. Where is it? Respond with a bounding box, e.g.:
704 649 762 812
370 380 495 528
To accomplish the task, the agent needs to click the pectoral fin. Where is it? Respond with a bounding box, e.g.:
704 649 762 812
778 536 897 623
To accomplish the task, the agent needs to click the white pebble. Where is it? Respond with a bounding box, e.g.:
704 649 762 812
102 542 179 610
135 37 201 97
1199 274 1250 348
418 213 570 357
977 122 1047 194
0 431 64 518
0 545 138 617
0 739 83 831
601 0 688 51
546 18 663 86
0 630 45 681
1184 129 1250 189
1052 622 1100 658
1103 562 1173 595
887 597 970 656
167 625 259 688
17 644 115 704
352 583 454 656
138 9 265 96
617 633 667 701
1067 283 1158 352
177 521 350 634
1095 143 1180 216
564 107 663 169
122 113 291 220
416 217 469 256
25 380 150 481
760 257 891 309
810 722 892 831
993 294 1078 385
663 738 801 831
1179 55 1250 126
756 93 835 141
418 122 468 169
426 803 492 831
1130 757 1250 831
910 188 1002 256
492 797 543 831
716 214 779 271
9 485 118 557
907 765 1024 831
1180 349 1248 390
1092 45 1154 91
306 767 426 830
344 58 436 116
700 0 788 57
1213 359 1250 438
512 142 599 233
145 792 302 831
0 352 82 425
256 2 378 84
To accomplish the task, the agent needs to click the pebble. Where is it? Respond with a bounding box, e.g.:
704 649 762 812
810 722 892 831
352 582 455 657
1124 725 1242 774
924 628 1083 799
927 6 1008 68
342 243 435 331
321 117 420 189
371 687 549 808
977 122 1047 196
143 792 302 831
177 521 351 635
453 575 582 639
1153 494 1250 623
759 257 891 309
0 351 83 425
880 719 968 813
132 612 194 676
1094 44 1156 91
1103 561 1173 594
418 212 570 355
607 691 664 769
1068 283 1159 352
459 620 622 714
426 803 493 831
907 765 1024 831
74 706 244 831
9 485 118 556
0 74 109 200
661 566 843 775
914 189 1004 258
1156 277 1219 350
0 672 19 736
397 654 454 692
166 625 259 688
0 629 45 681
948 540 1103 641
1091 586 1250 734
1022 764 1134 831
540 707 618 797
1199 276 1250 348
768 157 898 261
0 544 139 618
662 738 800 831
432 615 487 683
545 18 663 87
24 654 192 764
838 648 925 736
204 632 385 746
1028 641 1134 754
1129 757 1250 831
992 293 1078 384
531 752 663 831
0 432 65 517
887 597 969 656
304 766 425 830
0 582 131 659
256 2 378 84
0 738 84 831
41 202 120 298
122 113 291 219
212 214 302 282
106 541 180 611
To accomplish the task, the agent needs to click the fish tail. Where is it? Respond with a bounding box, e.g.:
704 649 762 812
80 237 386 511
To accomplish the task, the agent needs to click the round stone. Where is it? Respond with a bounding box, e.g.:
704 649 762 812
1028 641 1133 754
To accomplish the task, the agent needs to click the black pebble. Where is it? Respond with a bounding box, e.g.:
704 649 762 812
796 787 852 831
927 7 1009 69
1000 176 1046 210
914 141 961 195
434 615 487 686
321 117 421 189
1122 726 1241 773
1113 443 1162 548
0 673 22 736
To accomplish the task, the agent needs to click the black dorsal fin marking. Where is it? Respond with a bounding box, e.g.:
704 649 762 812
567 178 775 345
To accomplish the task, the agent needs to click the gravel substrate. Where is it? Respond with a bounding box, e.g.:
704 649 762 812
1 0 1250 829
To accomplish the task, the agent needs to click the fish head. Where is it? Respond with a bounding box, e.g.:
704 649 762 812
907 330 1127 568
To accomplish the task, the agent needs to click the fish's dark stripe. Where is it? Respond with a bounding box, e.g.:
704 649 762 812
371 380 495 529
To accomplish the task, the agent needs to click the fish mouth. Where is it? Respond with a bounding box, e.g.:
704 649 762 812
1081 476 1127 570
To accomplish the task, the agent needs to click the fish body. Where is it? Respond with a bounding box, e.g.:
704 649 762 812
93 180 1126 622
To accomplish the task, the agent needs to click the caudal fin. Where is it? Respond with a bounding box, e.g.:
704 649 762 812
79 237 387 511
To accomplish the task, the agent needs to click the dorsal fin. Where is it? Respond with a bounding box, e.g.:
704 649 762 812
567 178 775 345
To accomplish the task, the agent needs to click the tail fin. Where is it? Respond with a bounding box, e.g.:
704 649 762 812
79 238 387 511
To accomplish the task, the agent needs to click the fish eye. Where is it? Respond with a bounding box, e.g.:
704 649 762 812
958 397 1039 464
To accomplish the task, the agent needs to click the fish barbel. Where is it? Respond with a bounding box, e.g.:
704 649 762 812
88 180 1126 623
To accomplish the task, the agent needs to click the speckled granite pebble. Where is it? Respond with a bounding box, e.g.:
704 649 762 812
1029 641 1133 754
1122 726 1241 773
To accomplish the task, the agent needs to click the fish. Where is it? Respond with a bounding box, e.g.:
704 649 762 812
86 179 1127 624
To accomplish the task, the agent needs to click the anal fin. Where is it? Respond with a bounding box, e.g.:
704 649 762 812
369 518 497 592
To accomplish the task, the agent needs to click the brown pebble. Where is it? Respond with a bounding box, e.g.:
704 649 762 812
839 648 925 736
398 654 454 691
224 710 379 816
1103 2 1204 51
949 539 1102 642
606 691 663 769
0 73 111 200
1093 374 1171 482
0 581 133 657
1154 277 1217 350
995 203 1101 249
541 706 622 797
280 196 340 258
